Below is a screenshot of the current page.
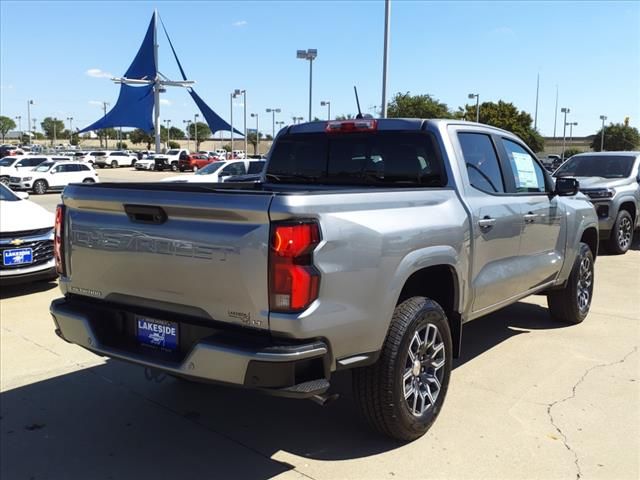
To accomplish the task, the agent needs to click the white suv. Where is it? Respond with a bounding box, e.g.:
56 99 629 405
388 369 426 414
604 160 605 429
0 155 67 185
9 160 100 194
93 151 138 168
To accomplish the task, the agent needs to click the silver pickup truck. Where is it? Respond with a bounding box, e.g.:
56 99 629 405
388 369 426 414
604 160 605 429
50 119 598 441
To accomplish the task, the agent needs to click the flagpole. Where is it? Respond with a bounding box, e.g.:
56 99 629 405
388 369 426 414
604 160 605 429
534 73 539 131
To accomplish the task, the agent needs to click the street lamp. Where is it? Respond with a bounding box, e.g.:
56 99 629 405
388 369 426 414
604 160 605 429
320 100 331 120
293 116 304 124
250 113 259 155
566 121 578 142
599 115 607 151
66 117 73 144
164 119 171 146
296 48 318 121
233 89 247 154
53 117 57 145
561 107 570 159
15 116 22 139
27 100 34 145
276 121 285 133
468 93 480 123
183 120 192 150
194 113 199 150
266 108 281 139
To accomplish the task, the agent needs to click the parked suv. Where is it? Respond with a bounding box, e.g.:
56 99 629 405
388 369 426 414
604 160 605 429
0 156 60 185
178 153 214 172
554 151 640 254
93 151 138 168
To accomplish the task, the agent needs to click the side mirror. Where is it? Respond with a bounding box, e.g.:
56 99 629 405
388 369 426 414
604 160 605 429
554 177 579 196
16 191 29 200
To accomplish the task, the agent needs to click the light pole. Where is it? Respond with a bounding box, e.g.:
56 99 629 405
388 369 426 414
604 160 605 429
27 100 34 144
164 119 171 146
15 116 22 140
599 115 607 151
66 117 73 144
266 108 281 139
276 121 285 133
183 120 191 150
381 0 390 118
468 93 480 123
102 102 110 149
567 122 578 142
53 117 57 145
32 118 37 139
293 116 303 124
296 48 318 121
320 100 331 120
230 92 235 152
250 113 259 155
233 89 247 154
561 107 570 160
194 113 199 151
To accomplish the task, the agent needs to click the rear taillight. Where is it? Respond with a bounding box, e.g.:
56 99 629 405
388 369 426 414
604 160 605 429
325 119 377 133
54 205 65 276
269 221 320 312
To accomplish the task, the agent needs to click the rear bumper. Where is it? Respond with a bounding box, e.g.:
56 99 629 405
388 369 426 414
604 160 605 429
50 297 330 397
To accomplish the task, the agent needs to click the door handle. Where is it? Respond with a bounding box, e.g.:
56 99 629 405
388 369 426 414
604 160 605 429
523 212 537 224
478 217 496 230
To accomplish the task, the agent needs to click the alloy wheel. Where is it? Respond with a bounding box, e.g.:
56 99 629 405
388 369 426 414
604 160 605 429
618 217 632 251
577 255 593 313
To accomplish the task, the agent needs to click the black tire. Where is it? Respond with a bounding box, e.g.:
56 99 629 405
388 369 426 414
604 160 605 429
547 242 594 324
352 297 453 442
33 179 47 195
82 178 95 183
170 162 178 172
607 210 633 255
110 160 118 169
179 167 185 172
0 177 9 186
193 165 199 173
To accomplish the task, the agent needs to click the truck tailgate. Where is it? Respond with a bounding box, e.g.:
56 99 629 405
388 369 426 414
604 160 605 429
61 184 273 330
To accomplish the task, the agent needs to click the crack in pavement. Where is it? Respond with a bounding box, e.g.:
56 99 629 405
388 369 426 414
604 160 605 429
546 346 638 480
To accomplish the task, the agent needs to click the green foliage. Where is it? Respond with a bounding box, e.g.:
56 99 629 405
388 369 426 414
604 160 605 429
591 123 640 151
563 148 582 159
457 101 544 152
169 126 185 140
387 92 453 119
222 144 231 152
70 136 80 146
168 141 180 149
116 141 128 149
40 117 66 143
187 122 211 149
246 131 264 154
129 129 154 149
0 116 16 141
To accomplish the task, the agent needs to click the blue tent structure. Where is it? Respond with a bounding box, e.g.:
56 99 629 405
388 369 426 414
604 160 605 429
79 12 240 141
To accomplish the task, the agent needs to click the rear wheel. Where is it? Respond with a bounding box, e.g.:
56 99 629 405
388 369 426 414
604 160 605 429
82 178 95 183
171 162 178 172
607 210 633 254
193 165 199 173
547 242 594 324
110 160 118 169
352 297 452 441
33 179 47 195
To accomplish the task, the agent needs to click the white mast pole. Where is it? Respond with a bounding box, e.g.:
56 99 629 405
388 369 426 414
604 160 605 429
153 10 161 154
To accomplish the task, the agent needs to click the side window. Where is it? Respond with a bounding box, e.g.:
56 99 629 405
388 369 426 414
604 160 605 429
501 139 547 193
223 162 246 176
458 133 505 193
79 164 90 171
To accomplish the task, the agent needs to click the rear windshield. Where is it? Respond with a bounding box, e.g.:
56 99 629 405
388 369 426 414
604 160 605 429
555 155 636 179
266 132 445 187
248 160 266 174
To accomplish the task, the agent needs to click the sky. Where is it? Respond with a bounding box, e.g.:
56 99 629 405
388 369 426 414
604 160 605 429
1 1 639 138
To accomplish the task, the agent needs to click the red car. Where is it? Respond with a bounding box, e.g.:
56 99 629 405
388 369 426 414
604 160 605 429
178 153 214 172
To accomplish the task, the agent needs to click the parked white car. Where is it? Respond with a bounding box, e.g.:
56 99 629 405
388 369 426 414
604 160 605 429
9 160 99 194
162 160 248 183
134 155 156 170
93 151 138 168
0 183 56 284
0 155 69 185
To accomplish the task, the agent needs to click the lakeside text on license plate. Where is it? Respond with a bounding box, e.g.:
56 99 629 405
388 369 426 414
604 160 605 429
3 248 33 266
136 316 178 351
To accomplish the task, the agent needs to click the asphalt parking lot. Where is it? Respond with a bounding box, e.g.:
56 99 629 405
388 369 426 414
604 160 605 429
1 168 639 480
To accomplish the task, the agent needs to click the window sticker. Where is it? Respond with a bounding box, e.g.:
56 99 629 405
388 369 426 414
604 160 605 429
512 152 539 189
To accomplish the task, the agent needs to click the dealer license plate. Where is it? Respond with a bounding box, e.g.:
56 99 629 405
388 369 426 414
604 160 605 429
136 316 178 351
3 248 33 266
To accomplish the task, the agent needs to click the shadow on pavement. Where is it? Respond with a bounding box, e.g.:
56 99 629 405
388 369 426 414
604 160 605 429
0 279 58 300
0 300 567 479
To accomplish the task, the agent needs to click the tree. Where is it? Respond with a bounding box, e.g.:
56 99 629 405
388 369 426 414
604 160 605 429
40 117 66 145
457 101 544 152
563 148 583 159
591 123 640 151
168 141 180 149
129 129 154 149
169 126 185 140
0 116 16 141
116 141 128 149
387 92 453 119
187 122 211 150
246 131 264 154
97 128 117 148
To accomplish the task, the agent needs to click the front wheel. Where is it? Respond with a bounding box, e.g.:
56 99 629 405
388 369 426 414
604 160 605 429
607 210 633 254
33 179 47 195
0 177 9 186
352 297 452 441
82 178 95 183
111 160 118 169
193 165 199 173
547 242 594 324
170 162 178 172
